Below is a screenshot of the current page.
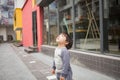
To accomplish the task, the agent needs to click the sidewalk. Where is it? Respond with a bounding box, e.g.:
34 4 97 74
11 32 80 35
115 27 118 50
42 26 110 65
11 44 52 80
11 43 115 80
0 43 37 80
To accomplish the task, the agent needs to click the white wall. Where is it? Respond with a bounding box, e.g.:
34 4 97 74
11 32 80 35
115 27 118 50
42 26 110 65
14 0 26 8
7 26 16 41
0 27 7 41
0 26 15 41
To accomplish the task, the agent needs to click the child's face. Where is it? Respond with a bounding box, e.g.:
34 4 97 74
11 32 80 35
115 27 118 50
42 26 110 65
56 33 67 44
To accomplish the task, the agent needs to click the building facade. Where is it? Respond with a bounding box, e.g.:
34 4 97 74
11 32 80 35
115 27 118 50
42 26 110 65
40 0 120 79
13 0 25 41
0 0 15 42
17 0 120 79
22 0 43 50
13 8 22 41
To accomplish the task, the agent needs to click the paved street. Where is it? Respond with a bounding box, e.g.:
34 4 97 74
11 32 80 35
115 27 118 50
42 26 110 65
0 43 37 80
0 43 116 80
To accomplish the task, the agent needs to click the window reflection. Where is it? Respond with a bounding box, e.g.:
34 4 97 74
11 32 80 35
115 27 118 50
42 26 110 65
43 0 120 54
49 1 57 46
108 0 120 53
75 0 100 51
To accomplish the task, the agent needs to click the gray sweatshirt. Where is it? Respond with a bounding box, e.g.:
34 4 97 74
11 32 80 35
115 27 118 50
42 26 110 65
52 47 72 77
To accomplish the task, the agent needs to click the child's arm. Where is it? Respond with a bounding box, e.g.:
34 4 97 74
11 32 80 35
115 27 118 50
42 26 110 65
52 60 56 70
61 50 70 78
51 60 56 74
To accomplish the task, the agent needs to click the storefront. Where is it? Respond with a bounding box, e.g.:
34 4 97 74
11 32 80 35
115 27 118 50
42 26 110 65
43 0 120 54
39 0 120 79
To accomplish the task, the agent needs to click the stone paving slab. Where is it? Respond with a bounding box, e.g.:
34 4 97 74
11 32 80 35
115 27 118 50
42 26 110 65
11 44 52 80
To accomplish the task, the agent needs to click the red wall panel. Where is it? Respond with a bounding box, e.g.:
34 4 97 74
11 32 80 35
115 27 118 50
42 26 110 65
22 0 33 47
37 7 43 51
32 6 43 51
22 1 43 51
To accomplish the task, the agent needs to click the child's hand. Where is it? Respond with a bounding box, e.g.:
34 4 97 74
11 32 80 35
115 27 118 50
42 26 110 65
60 76 65 80
51 69 55 74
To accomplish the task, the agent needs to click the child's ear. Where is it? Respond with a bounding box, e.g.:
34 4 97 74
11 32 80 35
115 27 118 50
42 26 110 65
65 42 69 45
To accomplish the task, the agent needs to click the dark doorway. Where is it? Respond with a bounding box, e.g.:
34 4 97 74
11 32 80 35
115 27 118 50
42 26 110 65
32 11 38 46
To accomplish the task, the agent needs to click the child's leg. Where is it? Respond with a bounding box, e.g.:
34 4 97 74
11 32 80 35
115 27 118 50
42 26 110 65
56 73 61 80
66 70 72 80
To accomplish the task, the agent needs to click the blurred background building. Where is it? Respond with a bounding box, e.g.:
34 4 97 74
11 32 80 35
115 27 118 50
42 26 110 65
0 0 15 42
13 0 25 41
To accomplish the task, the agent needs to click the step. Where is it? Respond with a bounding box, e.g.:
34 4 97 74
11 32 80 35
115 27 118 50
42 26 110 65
29 46 37 49
13 42 23 47
24 48 38 53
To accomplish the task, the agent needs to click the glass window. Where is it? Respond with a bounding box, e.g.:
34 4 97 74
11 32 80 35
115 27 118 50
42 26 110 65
75 0 100 51
43 0 120 55
75 5 78 18
49 1 58 46
59 0 71 6
59 8 72 37
43 1 58 46
43 7 49 45
108 0 120 54
59 0 67 7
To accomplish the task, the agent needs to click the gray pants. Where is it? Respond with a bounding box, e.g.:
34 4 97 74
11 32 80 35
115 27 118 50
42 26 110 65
56 70 72 80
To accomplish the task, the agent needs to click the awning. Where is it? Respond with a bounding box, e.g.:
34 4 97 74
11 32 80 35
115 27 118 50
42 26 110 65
15 28 22 31
36 0 55 7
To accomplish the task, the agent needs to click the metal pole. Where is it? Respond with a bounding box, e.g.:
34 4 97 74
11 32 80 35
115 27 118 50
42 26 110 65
103 0 109 52
56 0 60 34
99 0 104 53
48 6 50 45
72 0 75 49
99 0 109 53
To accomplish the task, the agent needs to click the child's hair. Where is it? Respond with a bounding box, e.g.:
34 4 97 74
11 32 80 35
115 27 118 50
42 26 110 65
62 32 73 49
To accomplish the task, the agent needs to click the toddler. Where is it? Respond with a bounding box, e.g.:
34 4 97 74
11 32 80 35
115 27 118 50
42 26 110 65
51 32 73 80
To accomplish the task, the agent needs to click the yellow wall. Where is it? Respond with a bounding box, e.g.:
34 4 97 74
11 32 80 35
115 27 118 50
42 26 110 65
13 8 22 41
32 0 36 7
16 31 22 41
14 8 22 30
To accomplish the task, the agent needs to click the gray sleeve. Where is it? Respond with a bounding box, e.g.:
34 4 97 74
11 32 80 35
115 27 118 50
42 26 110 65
52 60 56 70
61 49 70 77
52 50 56 70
